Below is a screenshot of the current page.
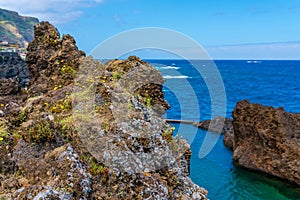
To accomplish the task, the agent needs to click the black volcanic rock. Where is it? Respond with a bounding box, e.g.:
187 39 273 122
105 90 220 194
0 52 29 87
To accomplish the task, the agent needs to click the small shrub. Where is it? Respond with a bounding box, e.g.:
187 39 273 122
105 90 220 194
27 120 56 143
88 158 109 176
11 111 27 126
162 126 175 143
48 97 72 114
112 72 122 80
61 64 76 75
58 115 74 143
0 120 9 144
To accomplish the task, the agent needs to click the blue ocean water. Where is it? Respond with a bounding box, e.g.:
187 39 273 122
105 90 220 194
146 59 300 200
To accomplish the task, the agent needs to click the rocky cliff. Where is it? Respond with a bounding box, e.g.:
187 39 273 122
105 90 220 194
232 100 300 185
0 22 208 199
0 8 39 47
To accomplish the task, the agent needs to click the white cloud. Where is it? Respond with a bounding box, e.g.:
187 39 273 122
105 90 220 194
26 11 84 25
0 0 103 24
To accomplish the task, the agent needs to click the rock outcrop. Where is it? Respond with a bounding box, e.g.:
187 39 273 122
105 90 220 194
26 22 85 96
194 117 235 150
0 22 208 199
232 100 300 185
195 116 233 134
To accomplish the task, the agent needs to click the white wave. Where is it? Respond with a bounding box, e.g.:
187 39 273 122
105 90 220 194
155 66 180 70
163 66 180 70
163 75 189 79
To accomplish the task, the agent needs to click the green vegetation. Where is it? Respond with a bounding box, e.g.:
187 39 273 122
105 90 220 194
61 64 76 75
0 120 9 144
42 30 59 46
162 126 175 143
112 71 122 80
136 94 152 108
47 96 72 114
88 158 109 176
11 111 27 127
27 120 56 143
58 115 74 143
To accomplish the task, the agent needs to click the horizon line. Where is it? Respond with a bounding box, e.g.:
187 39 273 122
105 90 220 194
205 41 300 48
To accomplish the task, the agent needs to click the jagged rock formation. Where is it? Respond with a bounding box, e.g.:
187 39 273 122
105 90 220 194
232 100 300 185
0 8 39 47
0 22 208 199
26 22 85 97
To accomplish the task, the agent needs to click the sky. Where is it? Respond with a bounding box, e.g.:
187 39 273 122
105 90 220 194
1 0 300 59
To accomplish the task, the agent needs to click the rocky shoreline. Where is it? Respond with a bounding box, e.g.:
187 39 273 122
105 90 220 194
0 22 208 199
1 21 299 199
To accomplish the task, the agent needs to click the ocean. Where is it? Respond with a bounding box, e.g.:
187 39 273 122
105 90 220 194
146 59 300 200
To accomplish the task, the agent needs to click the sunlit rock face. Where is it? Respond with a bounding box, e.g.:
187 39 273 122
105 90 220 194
232 100 300 185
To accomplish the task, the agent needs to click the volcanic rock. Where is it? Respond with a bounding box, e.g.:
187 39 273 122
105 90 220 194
0 52 29 87
26 21 85 96
0 21 208 199
196 116 233 134
232 100 300 185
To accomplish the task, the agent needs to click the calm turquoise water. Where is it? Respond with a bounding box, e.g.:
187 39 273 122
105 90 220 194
147 60 300 200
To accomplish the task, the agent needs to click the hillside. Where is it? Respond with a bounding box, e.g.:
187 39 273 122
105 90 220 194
0 8 39 47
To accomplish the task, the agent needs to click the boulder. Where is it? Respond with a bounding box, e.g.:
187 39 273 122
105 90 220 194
232 100 300 185
196 116 233 134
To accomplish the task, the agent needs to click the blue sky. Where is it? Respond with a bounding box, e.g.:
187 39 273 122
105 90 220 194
1 0 300 59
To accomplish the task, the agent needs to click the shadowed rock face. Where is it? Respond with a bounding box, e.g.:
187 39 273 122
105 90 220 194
223 128 234 150
232 100 300 185
0 52 29 87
